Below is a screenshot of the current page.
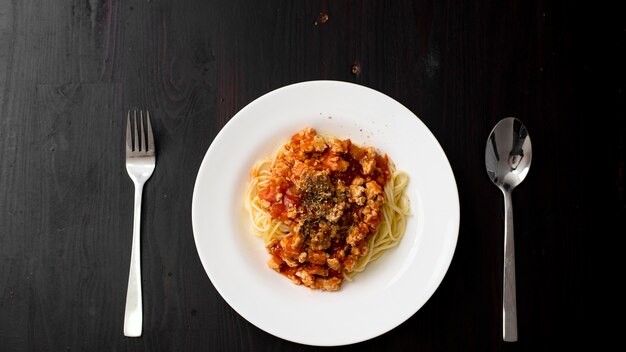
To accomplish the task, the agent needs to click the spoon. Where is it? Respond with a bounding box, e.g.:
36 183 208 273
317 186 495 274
485 117 532 342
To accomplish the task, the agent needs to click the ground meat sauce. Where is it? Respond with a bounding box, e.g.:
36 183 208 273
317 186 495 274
258 128 390 291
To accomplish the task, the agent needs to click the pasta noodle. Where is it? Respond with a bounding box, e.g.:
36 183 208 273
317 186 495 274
244 128 410 290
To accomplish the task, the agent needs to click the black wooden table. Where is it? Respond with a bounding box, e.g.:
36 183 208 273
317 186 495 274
0 1 622 351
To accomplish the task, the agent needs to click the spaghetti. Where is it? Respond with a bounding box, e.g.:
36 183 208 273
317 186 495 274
245 128 409 291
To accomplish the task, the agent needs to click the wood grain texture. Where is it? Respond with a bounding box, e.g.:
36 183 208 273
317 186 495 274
1 0 623 351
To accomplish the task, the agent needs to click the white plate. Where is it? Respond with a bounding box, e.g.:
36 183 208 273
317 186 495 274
191 81 459 346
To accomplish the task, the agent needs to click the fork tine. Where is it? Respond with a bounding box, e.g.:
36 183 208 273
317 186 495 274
133 110 140 152
126 110 132 153
139 110 146 152
146 111 154 152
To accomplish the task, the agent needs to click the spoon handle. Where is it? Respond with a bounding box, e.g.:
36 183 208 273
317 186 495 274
502 190 518 341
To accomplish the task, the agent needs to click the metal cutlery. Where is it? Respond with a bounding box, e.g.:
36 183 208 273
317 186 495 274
485 117 532 342
123 110 155 337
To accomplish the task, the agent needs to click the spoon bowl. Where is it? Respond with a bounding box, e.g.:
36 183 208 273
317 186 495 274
486 117 532 191
485 117 532 342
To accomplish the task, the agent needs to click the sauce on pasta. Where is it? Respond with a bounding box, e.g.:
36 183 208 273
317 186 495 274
246 128 409 291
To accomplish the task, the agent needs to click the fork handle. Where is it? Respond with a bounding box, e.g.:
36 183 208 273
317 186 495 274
124 183 144 337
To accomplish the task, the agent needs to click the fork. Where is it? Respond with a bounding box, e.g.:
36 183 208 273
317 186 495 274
124 110 155 337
